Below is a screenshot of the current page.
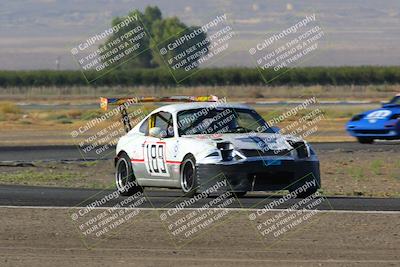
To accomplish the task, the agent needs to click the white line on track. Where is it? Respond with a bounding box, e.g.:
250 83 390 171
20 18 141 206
1 205 400 214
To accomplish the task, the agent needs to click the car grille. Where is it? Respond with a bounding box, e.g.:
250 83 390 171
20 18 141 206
240 149 290 157
251 171 294 190
354 130 390 135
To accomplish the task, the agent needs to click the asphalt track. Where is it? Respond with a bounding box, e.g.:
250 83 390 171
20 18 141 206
0 184 399 211
0 142 399 211
1 141 399 162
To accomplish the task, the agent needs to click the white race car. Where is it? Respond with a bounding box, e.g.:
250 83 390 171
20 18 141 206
102 96 320 198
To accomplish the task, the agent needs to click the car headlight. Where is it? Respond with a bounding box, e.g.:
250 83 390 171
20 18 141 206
287 140 310 159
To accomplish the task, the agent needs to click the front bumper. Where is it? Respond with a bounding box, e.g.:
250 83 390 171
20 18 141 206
347 129 400 139
346 121 400 139
196 157 320 193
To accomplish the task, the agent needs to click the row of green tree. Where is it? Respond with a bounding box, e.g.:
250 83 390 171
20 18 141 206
101 6 208 69
1 66 400 87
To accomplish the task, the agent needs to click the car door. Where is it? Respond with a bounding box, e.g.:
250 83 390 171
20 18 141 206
130 116 150 179
141 111 178 186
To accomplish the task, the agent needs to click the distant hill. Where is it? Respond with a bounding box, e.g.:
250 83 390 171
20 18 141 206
1 0 399 70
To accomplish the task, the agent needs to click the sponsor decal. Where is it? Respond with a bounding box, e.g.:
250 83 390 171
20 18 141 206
366 110 392 123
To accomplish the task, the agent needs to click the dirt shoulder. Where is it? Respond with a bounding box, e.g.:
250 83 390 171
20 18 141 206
0 106 356 146
0 208 399 267
1 146 399 197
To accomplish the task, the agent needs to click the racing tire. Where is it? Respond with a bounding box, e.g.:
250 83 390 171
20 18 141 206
115 152 142 196
289 185 318 198
357 137 374 144
180 155 198 197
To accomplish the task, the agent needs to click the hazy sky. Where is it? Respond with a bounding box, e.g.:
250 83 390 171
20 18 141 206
0 0 399 70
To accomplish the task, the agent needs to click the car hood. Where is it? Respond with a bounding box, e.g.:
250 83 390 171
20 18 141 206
181 133 295 151
361 106 400 122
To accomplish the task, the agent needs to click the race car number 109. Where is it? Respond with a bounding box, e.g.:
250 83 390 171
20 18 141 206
102 96 320 198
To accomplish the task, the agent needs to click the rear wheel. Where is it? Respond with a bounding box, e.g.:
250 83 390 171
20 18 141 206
115 152 142 196
180 155 198 197
357 137 374 144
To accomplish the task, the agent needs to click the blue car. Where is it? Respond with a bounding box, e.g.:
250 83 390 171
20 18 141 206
346 94 400 143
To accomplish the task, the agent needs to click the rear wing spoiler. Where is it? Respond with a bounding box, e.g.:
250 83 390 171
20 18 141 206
100 95 219 132
100 95 218 111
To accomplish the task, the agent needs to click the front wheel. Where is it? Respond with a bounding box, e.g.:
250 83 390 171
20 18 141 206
180 155 198 197
115 152 142 196
357 137 374 144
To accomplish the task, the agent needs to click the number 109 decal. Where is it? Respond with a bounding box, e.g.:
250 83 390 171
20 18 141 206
144 142 170 177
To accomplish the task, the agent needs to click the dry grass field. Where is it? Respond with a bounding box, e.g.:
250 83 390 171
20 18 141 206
3 84 396 145
0 207 399 267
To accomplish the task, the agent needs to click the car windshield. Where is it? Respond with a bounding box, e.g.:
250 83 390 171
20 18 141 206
388 96 400 105
177 107 275 136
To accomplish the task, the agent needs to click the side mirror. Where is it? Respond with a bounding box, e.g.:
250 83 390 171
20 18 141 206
149 127 166 138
